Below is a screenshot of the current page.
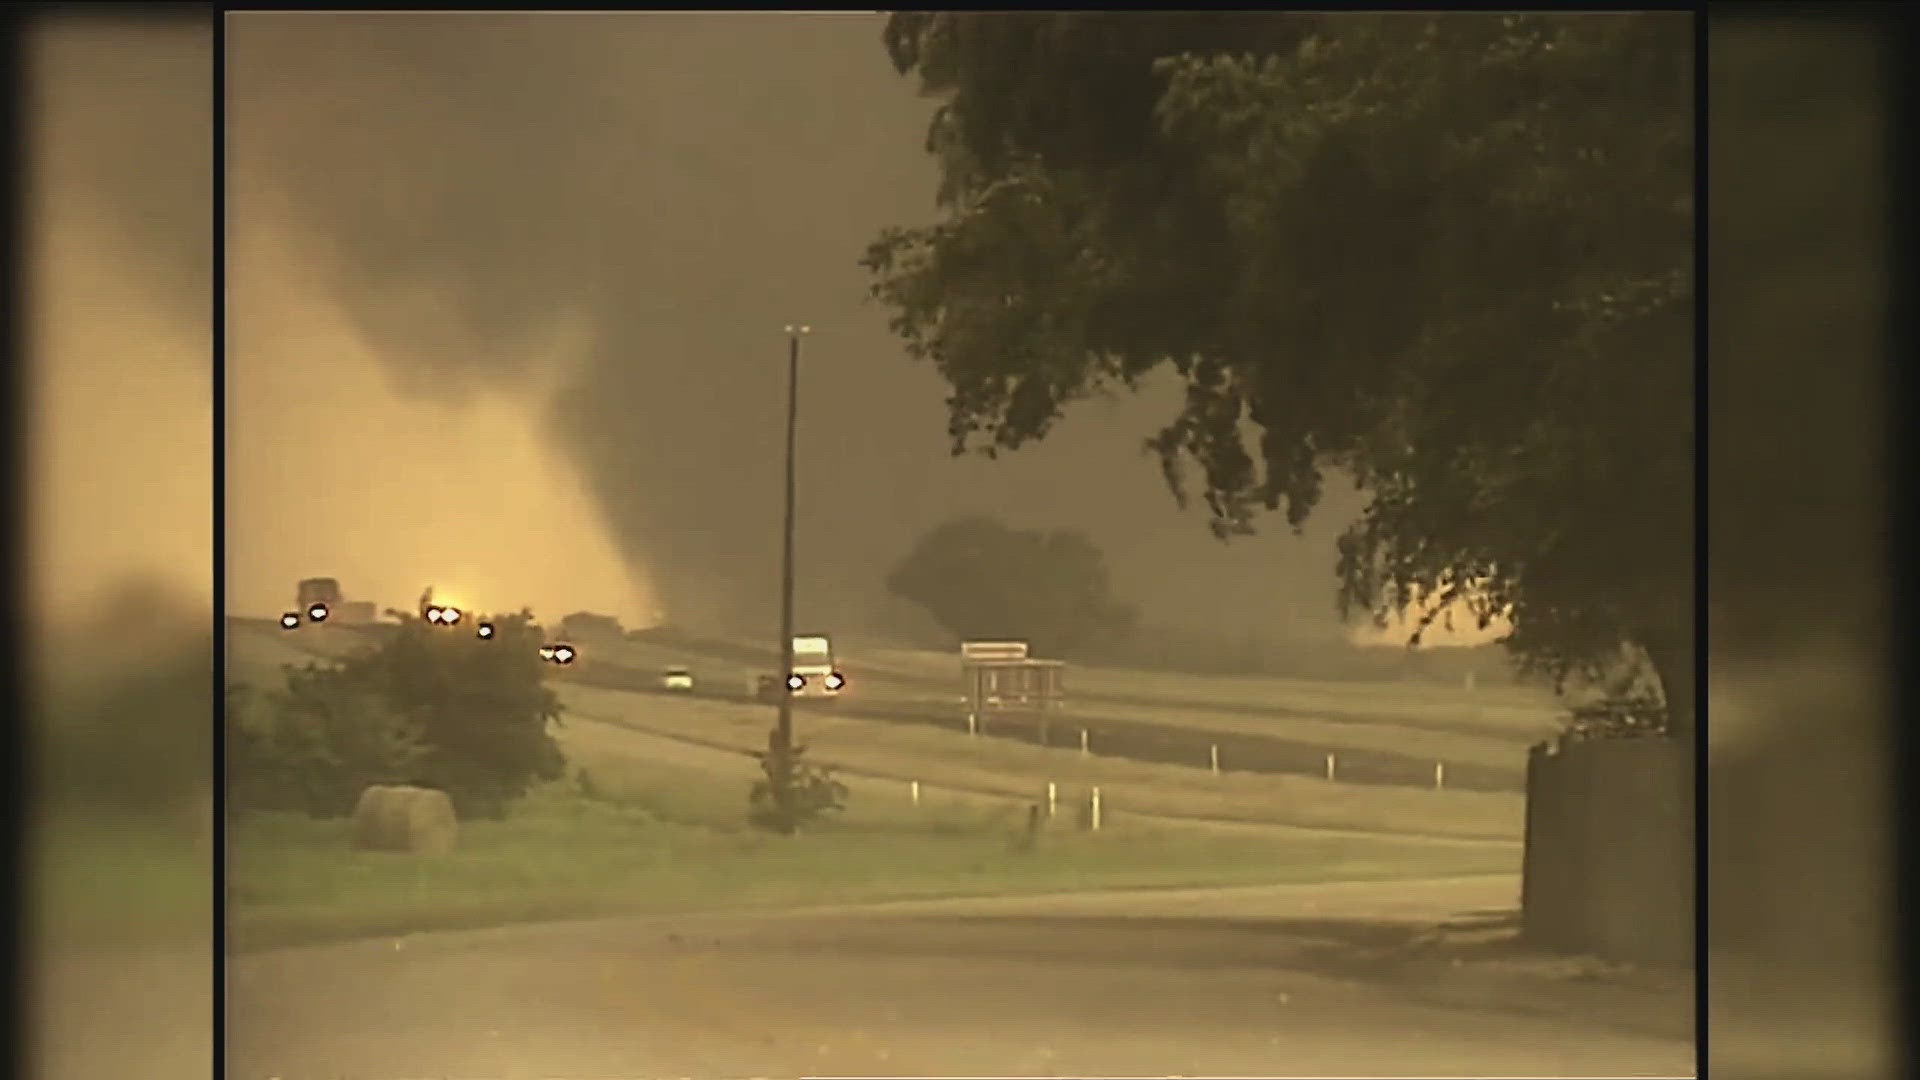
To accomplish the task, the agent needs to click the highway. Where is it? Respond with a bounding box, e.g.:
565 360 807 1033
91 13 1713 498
237 617 1528 792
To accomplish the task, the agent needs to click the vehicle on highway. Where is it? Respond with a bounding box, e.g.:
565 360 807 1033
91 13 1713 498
750 634 846 702
661 667 694 692
789 633 846 698
298 577 342 615
296 577 376 625
418 585 465 627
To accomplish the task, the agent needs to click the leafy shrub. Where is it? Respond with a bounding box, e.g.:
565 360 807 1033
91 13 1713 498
228 610 565 820
227 665 432 817
748 735 849 834
1564 694 1669 740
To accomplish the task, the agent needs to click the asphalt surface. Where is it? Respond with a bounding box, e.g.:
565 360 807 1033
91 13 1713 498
577 656 1528 793
226 874 1695 1079
242 619 1527 792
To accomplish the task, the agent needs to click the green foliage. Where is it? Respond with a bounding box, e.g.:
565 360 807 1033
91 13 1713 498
229 610 566 820
359 610 566 818
864 13 1695 735
225 670 427 818
748 736 849 835
885 515 1135 655
1565 695 1668 741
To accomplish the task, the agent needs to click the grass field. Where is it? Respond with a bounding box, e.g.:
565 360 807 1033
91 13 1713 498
224 618 1519 950
557 683 1524 840
843 640 1564 740
1039 697 1535 770
226 780 1516 954
32 807 213 953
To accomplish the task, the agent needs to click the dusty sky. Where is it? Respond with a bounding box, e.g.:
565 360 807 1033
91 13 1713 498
26 18 212 636
225 11 1499 647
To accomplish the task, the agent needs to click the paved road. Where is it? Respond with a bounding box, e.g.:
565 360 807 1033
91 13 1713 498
226 875 1694 1079
31 944 213 1080
240 620 1525 791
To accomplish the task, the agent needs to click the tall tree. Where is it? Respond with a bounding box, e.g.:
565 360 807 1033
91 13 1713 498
886 516 1135 656
864 12 1695 737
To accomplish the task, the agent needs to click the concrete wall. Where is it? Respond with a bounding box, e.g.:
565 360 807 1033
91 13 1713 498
1522 736 1695 964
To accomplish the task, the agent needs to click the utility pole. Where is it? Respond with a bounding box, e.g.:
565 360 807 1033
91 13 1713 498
769 324 808 828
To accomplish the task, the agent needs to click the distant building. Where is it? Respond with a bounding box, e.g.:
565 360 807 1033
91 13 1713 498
560 611 625 640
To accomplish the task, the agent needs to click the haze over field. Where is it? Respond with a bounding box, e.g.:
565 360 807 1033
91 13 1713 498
27 20 211 628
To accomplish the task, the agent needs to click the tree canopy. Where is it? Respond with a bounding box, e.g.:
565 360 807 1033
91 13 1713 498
886 515 1135 656
229 610 566 819
863 12 1695 736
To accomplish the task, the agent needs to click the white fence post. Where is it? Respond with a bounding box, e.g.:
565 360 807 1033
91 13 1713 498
910 780 921 806
1210 743 1220 775
1434 762 1446 790
967 712 977 737
1080 728 1090 757
1090 786 1102 832
1047 781 1057 818
1326 753 1336 782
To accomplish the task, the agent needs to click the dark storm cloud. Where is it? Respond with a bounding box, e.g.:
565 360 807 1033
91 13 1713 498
227 12 1368 641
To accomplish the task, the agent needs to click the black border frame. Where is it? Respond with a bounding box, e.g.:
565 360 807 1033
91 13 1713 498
211 4 227 1072
1691 7 1709 1072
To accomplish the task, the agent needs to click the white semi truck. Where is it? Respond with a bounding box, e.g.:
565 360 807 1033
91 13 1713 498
754 633 845 701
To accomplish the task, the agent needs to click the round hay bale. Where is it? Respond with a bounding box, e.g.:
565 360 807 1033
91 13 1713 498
350 785 399 850
351 784 458 855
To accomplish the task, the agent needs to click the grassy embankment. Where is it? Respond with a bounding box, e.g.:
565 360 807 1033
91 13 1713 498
222 620 1521 952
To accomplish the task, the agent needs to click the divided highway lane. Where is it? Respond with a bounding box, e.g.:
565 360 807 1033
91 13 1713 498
572 654 1526 793
235 619 1525 793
